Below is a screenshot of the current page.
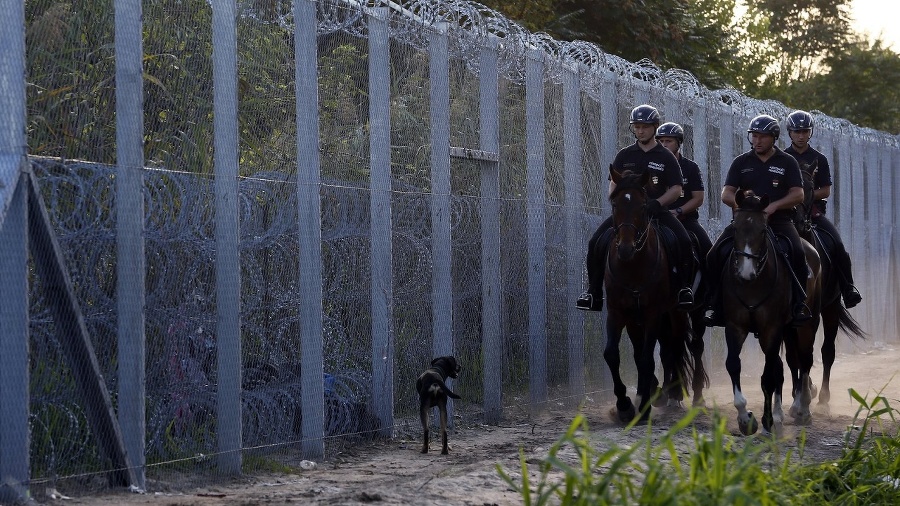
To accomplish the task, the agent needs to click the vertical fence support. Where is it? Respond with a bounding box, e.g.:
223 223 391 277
0 174 28 505
848 134 866 351
114 0 146 487
212 0 242 474
892 144 900 341
479 35 502 424
562 62 585 403
693 99 709 224
429 23 453 360
878 144 894 340
368 8 395 436
429 22 455 426
295 0 325 460
0 0 29 501
866 142 884 339
525 48 547 410
718 105 735 223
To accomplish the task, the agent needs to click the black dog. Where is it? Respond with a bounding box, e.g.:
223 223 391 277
416 356 461 454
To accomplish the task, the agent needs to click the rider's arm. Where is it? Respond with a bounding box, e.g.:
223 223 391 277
814 185 831 200
676 190 704 215
657 184 683 207
721 185 738 209
764 187 804 216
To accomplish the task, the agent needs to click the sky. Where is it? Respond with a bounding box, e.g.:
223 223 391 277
850 0 898 50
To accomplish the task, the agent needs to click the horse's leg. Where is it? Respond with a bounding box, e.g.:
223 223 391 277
666 312 692 409
689 309 708 407
725 325 757 435
603 315 635 423
654 317 674 408
786 326 816 424
760 330 785 436
783 327 803 418
819 302 839 406
630 321 657 423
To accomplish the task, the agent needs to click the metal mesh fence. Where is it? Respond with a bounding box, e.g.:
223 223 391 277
1 0 898 499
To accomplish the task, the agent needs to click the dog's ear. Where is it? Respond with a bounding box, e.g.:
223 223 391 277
431 357 441 366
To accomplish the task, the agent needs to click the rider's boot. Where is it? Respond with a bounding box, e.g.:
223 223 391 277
842 285 862 309
791 284 812 326
576 290 603 311
703 287 724 327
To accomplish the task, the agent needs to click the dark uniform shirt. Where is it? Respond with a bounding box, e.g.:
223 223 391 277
724 147 803 219
670 155 704 220
610 142 683 200
784 145 833 215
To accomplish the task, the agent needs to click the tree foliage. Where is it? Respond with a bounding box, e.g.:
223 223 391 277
478 0 899 133
784 38 900 134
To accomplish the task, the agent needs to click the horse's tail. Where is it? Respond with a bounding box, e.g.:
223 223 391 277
837 304 866 340
672 327 696 395
689 330 710 389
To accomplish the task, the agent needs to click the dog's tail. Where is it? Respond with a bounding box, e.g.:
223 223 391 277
438 379 462 400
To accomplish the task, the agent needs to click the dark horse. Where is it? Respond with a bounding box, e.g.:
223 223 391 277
723 192 820 435
602 169 704 424
795 162 866 407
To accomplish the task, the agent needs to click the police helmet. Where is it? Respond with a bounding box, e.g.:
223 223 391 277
629 104 661 125
655 122 684 143
786 110 814 132
747 114 780 140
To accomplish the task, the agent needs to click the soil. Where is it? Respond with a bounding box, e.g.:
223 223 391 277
46 343 900 506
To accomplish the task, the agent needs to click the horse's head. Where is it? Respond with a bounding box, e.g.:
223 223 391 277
732 191 771 281
609 169 652 261
794 160 818 235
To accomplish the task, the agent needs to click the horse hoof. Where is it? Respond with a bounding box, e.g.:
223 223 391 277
610 405 636 424
692 397 706 408
739 412 759 436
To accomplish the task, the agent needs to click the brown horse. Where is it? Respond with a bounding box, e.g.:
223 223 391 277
795 162 866 406
602 169 703 424
722 192 820 435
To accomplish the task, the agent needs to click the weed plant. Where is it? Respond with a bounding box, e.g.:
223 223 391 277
498 389 899 505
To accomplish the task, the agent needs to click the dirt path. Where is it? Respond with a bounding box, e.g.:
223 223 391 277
61 344 900 506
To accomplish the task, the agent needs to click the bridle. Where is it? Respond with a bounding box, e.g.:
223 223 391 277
729 209 780 311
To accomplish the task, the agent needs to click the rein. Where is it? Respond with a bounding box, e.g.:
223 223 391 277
614 219 651 252
607 220 663 313
728 225 781 313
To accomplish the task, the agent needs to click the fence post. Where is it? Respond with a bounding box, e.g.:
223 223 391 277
0 173 28 504
429 22 453 361
429 22 455 427
479 35 502 424
525 47 547 410
114 0 147 487
295 0 325 460
0 0 29 501
693 98 709 225
563 62 585 403
368 7 395 437
212 0 242 474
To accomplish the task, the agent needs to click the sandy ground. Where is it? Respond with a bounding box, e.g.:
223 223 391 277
47 342 900 506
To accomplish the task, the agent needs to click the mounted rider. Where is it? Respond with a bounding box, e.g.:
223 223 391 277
704 114 813 327
655 121 712 295
577 105 696 312
783 109 862 308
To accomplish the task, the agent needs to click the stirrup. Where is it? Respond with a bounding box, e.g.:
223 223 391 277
703 307 724 327
791 303 813 326
842 286 862 309
677 287 694 310
576 292 602 312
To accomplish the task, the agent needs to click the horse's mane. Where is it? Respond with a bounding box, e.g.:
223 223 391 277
610 170 647 200
737 192 766 211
